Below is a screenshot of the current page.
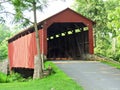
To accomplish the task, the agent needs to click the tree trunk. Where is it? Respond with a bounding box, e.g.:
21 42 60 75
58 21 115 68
33 1 43 78
112 37 116 54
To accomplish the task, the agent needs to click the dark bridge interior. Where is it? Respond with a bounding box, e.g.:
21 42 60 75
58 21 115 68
47 22 89 60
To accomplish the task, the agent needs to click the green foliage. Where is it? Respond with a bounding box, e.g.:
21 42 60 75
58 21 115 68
0 72 7 83
0 24 20 61
7 72 25 82
0 71 25 83
111 51 120 62
104 0 120 61
0 24 12 60
0 42 8 60
44 61 64 76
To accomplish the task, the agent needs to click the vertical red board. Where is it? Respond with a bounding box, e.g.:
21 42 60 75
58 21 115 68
8 29 47 69
88 24 94 54
8 43 14 69
8 32 37 69
38 29 47 55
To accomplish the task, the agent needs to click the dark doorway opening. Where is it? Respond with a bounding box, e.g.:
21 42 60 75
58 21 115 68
47 22 89 60
12 68 34 78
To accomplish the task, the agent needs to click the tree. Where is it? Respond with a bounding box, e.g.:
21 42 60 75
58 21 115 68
32 1 43 78
0 24 11 60
106 0 120 61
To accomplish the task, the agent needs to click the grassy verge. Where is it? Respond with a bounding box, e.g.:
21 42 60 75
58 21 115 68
0 61 83 90
101 60 120 69
0 72 8 83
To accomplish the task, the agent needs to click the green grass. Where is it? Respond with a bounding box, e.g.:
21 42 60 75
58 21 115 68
0 72 8 83
101 60 120 69
0 61 83 90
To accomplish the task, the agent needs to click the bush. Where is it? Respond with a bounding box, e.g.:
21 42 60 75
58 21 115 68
7 72 26 82
111 53 120 62
0 72 7 83
0 72 26 83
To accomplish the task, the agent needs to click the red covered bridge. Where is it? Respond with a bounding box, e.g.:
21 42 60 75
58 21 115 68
8 8 95 70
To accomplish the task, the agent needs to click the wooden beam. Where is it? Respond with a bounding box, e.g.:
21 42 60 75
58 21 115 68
88 24 94 54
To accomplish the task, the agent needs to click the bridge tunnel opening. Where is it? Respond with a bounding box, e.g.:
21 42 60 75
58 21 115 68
47 22 89 60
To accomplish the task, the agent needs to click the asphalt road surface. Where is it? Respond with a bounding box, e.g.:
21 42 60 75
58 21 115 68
55 61 120 90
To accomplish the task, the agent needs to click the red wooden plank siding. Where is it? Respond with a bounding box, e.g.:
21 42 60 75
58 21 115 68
8 29 46 69
39 29 47 55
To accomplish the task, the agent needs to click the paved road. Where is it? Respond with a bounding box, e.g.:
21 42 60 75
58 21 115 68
54 61 120 90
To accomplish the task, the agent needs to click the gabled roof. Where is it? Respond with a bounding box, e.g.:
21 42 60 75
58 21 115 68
8 8 95 43
38 8 95 25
